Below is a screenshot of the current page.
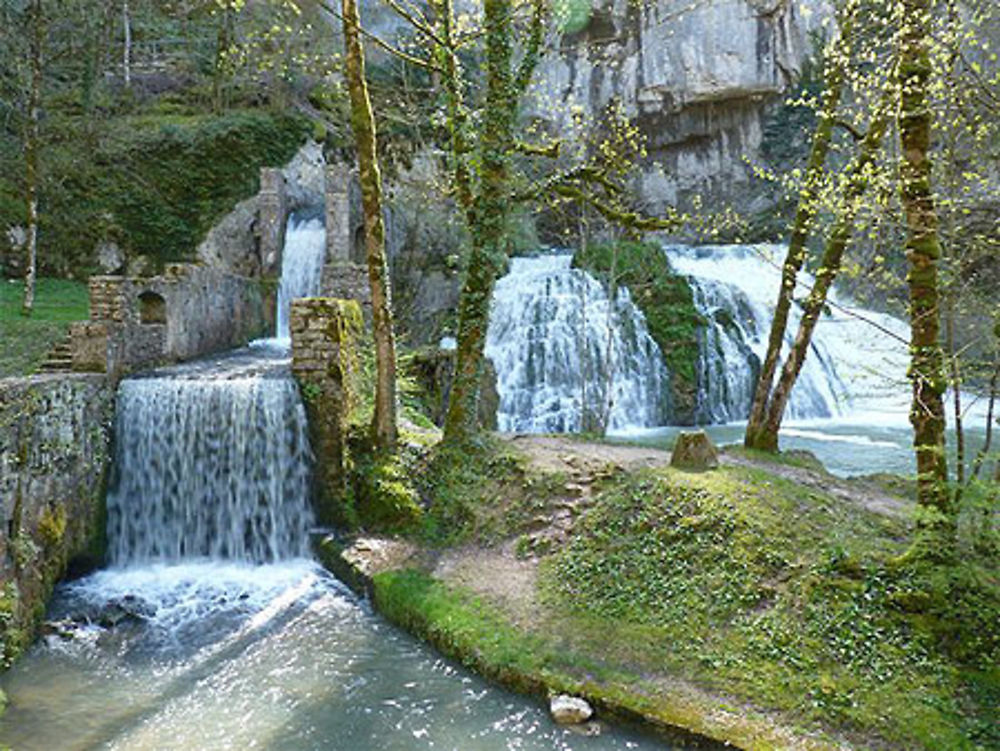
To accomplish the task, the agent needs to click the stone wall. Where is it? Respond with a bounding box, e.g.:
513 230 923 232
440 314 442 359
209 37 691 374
0 374 113 665
290 298 364 527
71 263 270 379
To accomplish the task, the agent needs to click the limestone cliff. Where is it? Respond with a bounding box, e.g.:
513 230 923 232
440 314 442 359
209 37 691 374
528 0 831 213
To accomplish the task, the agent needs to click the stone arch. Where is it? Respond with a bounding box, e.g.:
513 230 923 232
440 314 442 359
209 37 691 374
137 291 166 325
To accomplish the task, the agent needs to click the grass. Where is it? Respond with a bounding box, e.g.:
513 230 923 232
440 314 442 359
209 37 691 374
540 465 1000 749
0 278 89 377
368 438 1000 749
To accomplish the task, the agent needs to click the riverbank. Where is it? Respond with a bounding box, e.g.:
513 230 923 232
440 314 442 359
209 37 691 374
321 434 999 751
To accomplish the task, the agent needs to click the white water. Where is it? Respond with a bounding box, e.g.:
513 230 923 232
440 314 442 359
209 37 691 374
486 254 669 433
275 215 327 341
106 354 314 565
665 244 913 423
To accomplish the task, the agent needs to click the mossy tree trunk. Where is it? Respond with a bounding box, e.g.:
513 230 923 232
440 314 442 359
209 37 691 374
758 106 890 443
898 0 953 559
22 0 43 318
341 0 398 451
744 11 855 451
443 0 515 444
442 0 544 444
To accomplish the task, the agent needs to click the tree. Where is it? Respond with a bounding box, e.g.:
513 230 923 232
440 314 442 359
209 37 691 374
341 0 399 451
22 0 43 317
745 1 858 450
897 0 953 558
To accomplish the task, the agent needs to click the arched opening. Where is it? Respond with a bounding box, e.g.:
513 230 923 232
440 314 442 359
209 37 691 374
352 226 366 265
138 291 166 324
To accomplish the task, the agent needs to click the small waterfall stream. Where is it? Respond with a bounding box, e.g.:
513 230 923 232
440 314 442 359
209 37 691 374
486 254 669 432
485 244 916 432
665 244 913 423
275 215 327 341
106 359 314 565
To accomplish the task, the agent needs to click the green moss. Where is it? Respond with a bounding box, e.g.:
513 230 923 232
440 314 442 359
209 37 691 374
1 110 310 276
539 465 999 749
572 241 704 419
353 453 424 534
38 506 67 549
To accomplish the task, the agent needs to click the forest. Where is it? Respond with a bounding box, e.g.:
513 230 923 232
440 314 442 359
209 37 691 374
0 0 998 749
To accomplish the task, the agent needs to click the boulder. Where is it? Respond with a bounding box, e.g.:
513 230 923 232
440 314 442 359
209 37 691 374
549 694 594 725
670 430 719 471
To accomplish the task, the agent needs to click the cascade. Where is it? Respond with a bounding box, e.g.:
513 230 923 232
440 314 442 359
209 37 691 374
105 351 315 565
666 244 912 423
275 214 327 340
485 245 915 433
485 254 669 433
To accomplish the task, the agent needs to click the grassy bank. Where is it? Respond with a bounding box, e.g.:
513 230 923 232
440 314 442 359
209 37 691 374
0 278 89 377
354 437 1000 750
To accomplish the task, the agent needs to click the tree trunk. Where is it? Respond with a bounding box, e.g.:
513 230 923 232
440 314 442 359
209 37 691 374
898 0 953 559
22 0 43 317
122 0 131 88
443 0 515 444
341 0 398 451
757 109 890 442
745 14 854 451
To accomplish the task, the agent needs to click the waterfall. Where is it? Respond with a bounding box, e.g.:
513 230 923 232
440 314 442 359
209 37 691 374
275 215 327 340
666 244 912 422
106 352 315 565
485 254 669 433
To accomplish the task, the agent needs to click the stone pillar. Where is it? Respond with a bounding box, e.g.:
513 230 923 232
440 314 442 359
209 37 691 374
259 168 286 278
290 297 363 526
325 164 352 264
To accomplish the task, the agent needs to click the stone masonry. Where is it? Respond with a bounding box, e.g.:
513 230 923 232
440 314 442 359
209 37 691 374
258 167 287 278
290 298 364 527
0 374 113 665
70 263 270 380
323 164 372 311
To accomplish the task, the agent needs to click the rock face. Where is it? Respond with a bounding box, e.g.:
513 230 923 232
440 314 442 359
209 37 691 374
197 140 326 277
671 430 720 470
550 694 594 725
528 0 830 214
0 374 114 665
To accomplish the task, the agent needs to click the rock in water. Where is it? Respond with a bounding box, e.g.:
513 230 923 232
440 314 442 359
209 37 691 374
671 430 719 471
550 694 594 725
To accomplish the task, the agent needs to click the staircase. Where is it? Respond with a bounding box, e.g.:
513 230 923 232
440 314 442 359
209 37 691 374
39 333 74 373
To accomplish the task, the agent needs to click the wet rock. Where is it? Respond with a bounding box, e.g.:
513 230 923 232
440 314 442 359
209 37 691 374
670 431 719 471
42 618 85 641
550 694 593 725
95 594 157 628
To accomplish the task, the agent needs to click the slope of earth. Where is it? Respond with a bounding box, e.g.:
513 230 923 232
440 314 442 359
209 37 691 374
324 434 999 751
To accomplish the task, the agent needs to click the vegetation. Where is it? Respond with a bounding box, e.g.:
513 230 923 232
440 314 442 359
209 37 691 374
2 110 309 276
572 240 704 421
370 436 1000 749
544 466 999 748
0 277 88 376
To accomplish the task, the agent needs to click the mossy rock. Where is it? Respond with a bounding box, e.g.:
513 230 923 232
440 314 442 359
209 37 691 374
572 240 704 422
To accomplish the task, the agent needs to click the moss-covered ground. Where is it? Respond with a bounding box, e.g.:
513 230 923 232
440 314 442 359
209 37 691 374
0 278 89 377
354 436 1000 750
